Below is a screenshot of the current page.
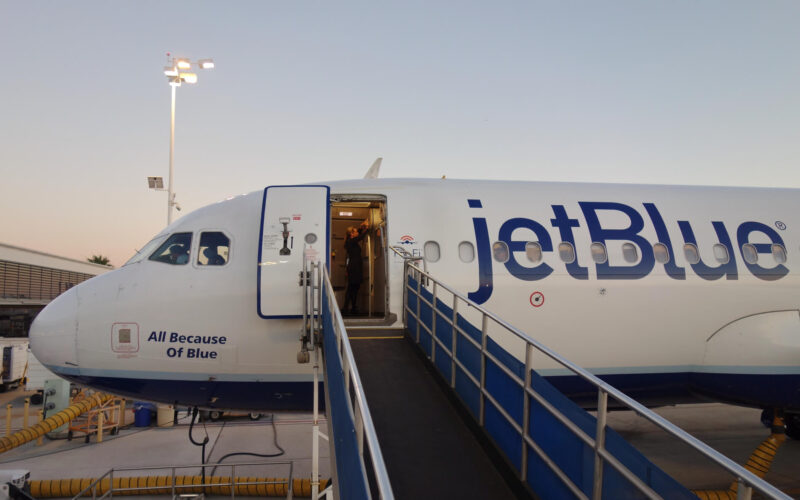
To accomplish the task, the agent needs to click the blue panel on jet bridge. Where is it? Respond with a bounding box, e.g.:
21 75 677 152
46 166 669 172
321 291 370 500
406 276 696 500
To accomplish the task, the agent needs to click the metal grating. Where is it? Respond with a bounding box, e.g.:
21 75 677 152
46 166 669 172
0 260 95 301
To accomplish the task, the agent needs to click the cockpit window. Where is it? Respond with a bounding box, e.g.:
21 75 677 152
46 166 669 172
149 233 193 265
198 232 230 266
124 234 168 266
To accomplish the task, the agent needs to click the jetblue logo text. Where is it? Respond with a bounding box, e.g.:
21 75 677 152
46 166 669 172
466 199 788 305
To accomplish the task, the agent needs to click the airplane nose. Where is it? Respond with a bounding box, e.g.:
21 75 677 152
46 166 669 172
29 287 79 371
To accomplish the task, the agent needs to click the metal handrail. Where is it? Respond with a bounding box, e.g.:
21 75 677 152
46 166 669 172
318 265 394 499
389 245 420 262
402 261 789 500
72 460 294 500
389 245 427 317
390 245 426 279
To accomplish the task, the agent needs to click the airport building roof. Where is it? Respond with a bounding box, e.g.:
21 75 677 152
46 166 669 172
0 242 113 276
1 242 112 306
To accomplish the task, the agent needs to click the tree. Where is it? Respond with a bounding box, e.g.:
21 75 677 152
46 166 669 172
88 255 111 266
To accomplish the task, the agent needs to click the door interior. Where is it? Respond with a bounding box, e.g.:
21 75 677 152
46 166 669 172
330 196 388 320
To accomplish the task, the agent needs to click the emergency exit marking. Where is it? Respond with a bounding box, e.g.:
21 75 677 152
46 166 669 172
530 292 545 308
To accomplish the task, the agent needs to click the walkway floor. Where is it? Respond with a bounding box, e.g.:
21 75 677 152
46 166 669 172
349 329 524 500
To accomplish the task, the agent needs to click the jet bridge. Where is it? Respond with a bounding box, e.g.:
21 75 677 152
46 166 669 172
303 255 789 500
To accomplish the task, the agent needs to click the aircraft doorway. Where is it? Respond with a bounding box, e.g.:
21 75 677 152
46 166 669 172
330 196 389 322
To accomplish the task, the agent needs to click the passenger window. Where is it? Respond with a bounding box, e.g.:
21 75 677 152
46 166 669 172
653 243 670 264
458 241 475 263
772 244 787 264
424 241 441 263
198 232 230 266
525 242 542 263
492 241 509 263
558 242 575 264
149 233 192 265
590 242 607 264
713 244 729 264
742 243 758 264
622 243 638 263
683 243 700 265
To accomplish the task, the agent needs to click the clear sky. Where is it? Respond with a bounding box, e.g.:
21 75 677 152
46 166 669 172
1 1 799 267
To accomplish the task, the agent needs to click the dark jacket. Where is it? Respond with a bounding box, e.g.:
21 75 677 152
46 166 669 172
345 228 368 284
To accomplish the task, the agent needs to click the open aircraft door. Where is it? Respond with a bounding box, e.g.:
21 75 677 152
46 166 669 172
258 185 330 318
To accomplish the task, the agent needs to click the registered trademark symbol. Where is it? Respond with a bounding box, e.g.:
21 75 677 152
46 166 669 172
776 221 787 230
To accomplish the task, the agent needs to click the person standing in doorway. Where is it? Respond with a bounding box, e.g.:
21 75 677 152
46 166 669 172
343 219 370 315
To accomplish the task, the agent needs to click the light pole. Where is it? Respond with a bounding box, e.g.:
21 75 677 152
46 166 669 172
156 55 215 225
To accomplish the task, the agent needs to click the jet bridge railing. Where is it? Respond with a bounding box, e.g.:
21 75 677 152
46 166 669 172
306 260 394 500
401 260 788 500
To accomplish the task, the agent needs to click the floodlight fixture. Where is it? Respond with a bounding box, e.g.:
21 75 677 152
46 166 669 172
180 72 198 84
176 59 191 70
198 59 215 70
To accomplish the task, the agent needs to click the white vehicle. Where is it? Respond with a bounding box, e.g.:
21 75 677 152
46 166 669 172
28 177 800 436
0 339 28 391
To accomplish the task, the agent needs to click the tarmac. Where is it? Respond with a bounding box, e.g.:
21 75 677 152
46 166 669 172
609 403 800 498
0 389 330 498
0 389 796 498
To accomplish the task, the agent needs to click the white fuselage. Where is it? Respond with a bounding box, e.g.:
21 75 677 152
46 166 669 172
29 179 800 410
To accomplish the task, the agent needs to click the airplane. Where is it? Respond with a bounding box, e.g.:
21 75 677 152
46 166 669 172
28 173 800 438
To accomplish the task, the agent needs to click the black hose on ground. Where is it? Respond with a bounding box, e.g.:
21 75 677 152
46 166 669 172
188 407 209 484
210 414 285 476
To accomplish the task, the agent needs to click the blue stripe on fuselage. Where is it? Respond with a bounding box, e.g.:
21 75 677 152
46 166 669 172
53 370 800 411
60 373 323 411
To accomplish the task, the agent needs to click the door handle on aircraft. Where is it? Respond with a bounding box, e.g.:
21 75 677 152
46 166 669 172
279 217 291 255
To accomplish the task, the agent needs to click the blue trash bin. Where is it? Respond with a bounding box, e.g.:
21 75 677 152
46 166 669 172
133 402 155 427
